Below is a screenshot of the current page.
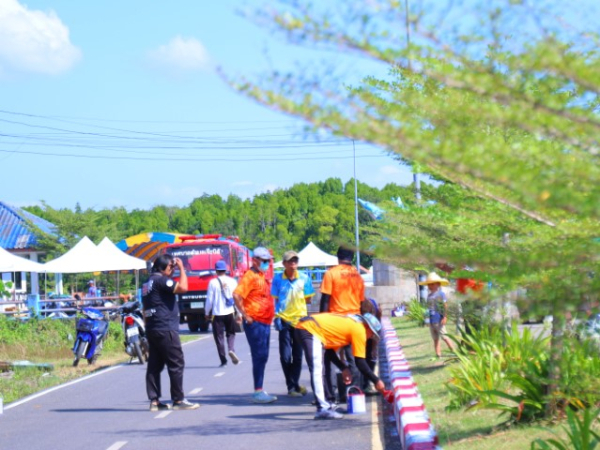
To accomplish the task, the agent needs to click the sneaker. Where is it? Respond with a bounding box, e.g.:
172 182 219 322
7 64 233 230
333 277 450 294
149 401 171 412
314 408 344 420
252 390 277 404
228 350 240 365
219 361 228 368
330 404 347 414
364 383 378 395
288 389 303 397
172 399 200 410
298 385 307 395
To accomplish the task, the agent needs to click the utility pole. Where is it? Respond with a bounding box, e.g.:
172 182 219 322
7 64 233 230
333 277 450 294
405 0 426 301
353 140 361 271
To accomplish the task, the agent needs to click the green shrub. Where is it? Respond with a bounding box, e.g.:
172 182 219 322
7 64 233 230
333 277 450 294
446 320 600 423
558 337 600 410
531 407 600 450
406 298 427 324
446 322 550 421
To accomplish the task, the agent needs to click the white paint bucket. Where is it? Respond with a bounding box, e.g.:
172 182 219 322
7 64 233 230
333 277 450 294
347 386 366 414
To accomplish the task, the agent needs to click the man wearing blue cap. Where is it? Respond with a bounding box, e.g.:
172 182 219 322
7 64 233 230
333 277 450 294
295 312 385 419
206 259 239 367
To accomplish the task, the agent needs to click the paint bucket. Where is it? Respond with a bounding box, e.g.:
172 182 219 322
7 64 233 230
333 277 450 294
347 386 366 414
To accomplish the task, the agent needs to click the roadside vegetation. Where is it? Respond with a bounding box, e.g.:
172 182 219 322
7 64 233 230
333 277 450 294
0 314 199 404
392 313 600 449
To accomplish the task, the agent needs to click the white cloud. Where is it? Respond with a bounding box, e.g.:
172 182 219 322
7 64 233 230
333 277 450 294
146 36 211 75
262 183 279 193
379 165 402 175
0 0 81 75
231 180 254 187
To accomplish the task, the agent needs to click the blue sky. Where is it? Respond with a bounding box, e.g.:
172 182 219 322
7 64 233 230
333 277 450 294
0 0 415 211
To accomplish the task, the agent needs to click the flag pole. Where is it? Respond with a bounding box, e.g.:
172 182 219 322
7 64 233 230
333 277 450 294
353 140 361 271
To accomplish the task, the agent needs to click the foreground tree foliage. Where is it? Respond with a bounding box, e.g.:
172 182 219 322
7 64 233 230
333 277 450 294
229 0 600 418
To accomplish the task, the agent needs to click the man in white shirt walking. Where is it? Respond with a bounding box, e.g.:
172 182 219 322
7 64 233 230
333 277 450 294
206 259 240 367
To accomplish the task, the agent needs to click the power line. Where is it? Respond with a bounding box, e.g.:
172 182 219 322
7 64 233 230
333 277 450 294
0 108 297 125
0 147 390 162
0 108 392 163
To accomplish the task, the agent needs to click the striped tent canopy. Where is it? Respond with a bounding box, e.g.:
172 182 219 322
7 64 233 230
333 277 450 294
116 232 186 262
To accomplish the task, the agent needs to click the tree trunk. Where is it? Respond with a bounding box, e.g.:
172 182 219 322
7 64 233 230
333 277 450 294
545 304 565 418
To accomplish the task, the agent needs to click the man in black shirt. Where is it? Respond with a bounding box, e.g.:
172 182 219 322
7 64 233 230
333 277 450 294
142 254 199 411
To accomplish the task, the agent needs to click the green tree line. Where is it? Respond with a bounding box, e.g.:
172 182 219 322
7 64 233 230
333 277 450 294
24 177 417 263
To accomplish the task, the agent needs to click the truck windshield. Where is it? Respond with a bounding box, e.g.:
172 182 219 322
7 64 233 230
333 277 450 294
167 244 230 277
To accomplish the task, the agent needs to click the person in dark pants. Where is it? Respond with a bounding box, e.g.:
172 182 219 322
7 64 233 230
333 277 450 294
296 312 385 420
319 246 364 404
233 246 277 404
142 254 199 411
206 259 240 367
271 250 315 397
360 298 382 394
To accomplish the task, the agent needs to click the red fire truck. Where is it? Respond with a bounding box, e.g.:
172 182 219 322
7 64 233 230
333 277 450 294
160 234 265 332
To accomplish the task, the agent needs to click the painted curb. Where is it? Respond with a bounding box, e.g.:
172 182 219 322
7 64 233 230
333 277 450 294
381 317 442 450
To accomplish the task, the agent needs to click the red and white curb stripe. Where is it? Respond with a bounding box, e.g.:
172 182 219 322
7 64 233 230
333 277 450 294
381 318 441 450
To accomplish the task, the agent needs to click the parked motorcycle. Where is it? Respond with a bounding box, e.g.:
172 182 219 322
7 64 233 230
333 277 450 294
72 307 110 367
117 300 149 364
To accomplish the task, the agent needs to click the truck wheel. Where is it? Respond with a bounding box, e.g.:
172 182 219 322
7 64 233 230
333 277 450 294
188 321 200 333
199 318 210 333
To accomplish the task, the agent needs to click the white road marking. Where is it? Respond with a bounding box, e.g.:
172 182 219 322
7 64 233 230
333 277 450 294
182 335 210 345
106 441 128 450
372 367 384 450
214 372 225 377
371 396 384 450
5 336 210 412
155 411 172 419
189 388 203 395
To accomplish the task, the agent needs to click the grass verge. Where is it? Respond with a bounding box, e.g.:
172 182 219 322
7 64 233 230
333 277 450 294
390 317 567 449
0 316 202 404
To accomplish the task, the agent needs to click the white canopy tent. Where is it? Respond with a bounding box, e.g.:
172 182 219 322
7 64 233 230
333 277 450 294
96 237 146 296
42 236 105 273
43 236 148 273
42 236 146 298
96 237 147 271
0 246 45 272
274 241 338 268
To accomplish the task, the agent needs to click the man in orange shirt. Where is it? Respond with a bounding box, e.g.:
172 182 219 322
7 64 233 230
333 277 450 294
233 246 277 404
319 246 365 404
319 246 364 315
296 312 385 419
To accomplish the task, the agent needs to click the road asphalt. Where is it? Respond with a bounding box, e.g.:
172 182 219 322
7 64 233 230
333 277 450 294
0 327 393 450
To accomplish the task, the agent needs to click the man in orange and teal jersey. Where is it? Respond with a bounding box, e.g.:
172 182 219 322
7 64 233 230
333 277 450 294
319 245 365 404
233 247 277 404
272 250 315 397
296 312 385 419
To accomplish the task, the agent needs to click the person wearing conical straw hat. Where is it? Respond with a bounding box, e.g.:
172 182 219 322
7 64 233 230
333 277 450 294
419 272 454 359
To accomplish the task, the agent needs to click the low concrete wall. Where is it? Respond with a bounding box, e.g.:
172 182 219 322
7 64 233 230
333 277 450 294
308 261 419 314
368 259 419 314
